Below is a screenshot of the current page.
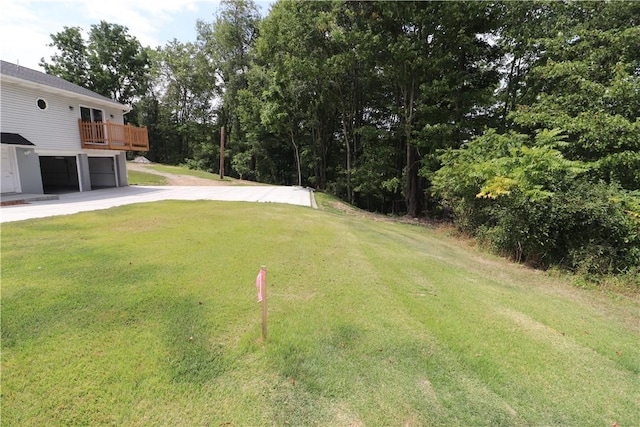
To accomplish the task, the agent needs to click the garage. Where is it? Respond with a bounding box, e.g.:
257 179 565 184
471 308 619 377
38 155 121 193
39 156 79 193
88 157 117 189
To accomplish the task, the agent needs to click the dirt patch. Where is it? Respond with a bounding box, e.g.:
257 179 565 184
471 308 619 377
128 163 234 186
1 200 28 206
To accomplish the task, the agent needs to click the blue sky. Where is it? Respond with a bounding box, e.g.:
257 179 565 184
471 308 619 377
0 0 271 71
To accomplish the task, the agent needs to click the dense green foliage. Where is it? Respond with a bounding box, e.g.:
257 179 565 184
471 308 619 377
42 0 639 274
430 1 640 273
41 21 151 104
432 129 640 273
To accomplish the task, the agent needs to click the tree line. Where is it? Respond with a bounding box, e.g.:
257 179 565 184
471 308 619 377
42 0 639 276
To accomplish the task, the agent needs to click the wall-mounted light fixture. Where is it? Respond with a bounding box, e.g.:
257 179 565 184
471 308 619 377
69 106 74 111
110 114 114 118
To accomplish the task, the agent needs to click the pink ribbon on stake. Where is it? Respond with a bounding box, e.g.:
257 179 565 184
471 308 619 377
256 266 268 341
256 267 266 302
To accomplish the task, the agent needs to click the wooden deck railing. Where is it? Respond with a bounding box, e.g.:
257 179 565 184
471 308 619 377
78 119 149 152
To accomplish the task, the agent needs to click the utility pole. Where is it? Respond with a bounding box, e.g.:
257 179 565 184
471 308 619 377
219 126 225 179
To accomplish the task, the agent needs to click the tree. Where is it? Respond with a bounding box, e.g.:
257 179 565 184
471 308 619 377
254 0 332 187
151 40 217 167
509 1 640 189
249 0 501 213
40 26 89 87
374 1 501 216
237 64 304 184
197 0 260 175
41 21 151 105
494 2 556 131
431 1 640 274
86 21 151 104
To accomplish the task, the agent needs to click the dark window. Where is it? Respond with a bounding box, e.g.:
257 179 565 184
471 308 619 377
79 106 107 144
37 98 47 110
80 106 92 122
80 106 104 122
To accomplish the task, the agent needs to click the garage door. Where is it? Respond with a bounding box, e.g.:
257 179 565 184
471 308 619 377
39 156 79 193
1 145 19 193
89 157 117 189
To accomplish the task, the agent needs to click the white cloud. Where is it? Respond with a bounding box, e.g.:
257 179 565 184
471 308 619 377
0 1 59 69
0 0 223 71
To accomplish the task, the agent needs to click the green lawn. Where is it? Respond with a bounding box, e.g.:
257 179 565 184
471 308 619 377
127 169 168 185
127 162 263 186
148 164 236 182
1 199 639 426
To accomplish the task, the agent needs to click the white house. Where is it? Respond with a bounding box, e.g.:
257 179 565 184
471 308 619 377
0 60 149 195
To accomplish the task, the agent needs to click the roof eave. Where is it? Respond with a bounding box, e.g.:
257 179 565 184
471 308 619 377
0 74 128 111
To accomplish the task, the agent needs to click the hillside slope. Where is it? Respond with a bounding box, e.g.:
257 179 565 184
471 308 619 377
2 201 639 425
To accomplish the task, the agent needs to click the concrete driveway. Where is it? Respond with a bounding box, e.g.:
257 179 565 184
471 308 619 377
0 185 316 223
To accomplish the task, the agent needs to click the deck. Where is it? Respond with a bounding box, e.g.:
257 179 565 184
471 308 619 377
78 120 149 151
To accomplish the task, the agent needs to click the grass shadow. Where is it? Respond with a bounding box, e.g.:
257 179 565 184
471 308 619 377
162 297 231 384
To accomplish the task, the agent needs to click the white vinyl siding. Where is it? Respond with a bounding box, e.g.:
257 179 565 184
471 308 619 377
0 82 125 153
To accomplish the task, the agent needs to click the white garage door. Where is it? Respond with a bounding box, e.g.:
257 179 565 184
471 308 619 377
1 145 19 193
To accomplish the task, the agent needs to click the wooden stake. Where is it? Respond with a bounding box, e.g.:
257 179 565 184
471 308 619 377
261 266 267 342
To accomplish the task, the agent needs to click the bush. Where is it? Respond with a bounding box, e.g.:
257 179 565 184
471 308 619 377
182 158 212 172
485 181 640 272
432 129 640 274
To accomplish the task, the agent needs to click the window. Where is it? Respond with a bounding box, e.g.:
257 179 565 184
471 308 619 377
36 98 47 110
79 106 106 144
80 106 104 123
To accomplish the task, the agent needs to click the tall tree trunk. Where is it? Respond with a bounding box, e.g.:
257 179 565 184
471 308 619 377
342 116 352 204
403 75 423 217
320 128 331 190
290 130 302 186
406 142 423 217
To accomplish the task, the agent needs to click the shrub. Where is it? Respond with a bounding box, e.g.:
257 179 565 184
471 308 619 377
432 129 640 273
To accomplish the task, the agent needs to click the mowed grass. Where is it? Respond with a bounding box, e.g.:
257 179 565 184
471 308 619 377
1 200 639 426
127 162 262 185
127 169 168 185
148 164 236 182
